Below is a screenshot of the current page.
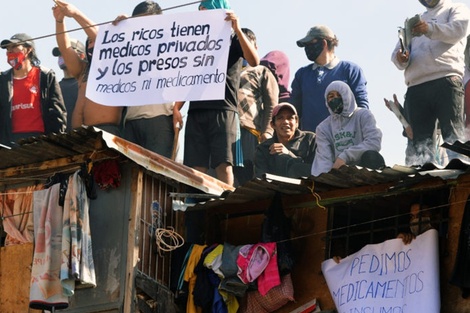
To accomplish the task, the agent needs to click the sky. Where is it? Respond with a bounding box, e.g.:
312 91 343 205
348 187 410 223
2 0 470 166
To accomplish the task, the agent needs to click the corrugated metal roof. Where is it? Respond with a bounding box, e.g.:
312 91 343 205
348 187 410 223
0 127 234 196
192 155 470 211
0 127 105 168
1 132 469 207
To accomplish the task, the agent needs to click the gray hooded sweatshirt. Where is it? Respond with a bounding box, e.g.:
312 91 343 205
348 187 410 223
311 81 382 176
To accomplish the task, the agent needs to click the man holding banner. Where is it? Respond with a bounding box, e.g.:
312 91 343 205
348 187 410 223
114 1 176 158
323 229 441 313
53 0 123 135
78 0 257 183
173 0 259 186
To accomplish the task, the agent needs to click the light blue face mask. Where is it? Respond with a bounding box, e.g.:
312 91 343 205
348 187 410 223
58 56 67 70
419 0 440 8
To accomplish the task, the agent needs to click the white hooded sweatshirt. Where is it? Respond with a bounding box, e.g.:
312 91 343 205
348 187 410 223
311 81 382 176
391 0 470 87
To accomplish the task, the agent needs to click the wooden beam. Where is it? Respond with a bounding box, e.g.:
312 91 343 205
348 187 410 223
124 167 144 313
0 151 120 187
203 177 454 222
134 271 177 313
286 177 453 209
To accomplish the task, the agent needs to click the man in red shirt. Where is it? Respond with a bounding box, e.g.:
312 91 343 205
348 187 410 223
0 33 66 146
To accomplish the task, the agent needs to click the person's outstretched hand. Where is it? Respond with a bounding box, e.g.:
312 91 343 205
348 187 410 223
333 256 342 264
397 232 415 245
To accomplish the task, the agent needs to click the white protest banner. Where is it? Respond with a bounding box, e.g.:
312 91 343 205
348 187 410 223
321 229 440 313
86 9 231 106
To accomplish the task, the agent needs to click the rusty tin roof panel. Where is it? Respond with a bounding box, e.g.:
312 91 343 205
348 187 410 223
0 127 234 196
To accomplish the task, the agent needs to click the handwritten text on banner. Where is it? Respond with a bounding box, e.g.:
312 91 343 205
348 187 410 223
86 9 231 106
321 229 440 313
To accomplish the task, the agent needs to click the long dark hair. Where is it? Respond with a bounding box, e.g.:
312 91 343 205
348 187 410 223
25 44 40 66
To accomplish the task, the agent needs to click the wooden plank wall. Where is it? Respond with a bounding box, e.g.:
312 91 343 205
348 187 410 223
0 243 41 313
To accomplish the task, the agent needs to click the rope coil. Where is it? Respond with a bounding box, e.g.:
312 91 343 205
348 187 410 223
155 226 185 256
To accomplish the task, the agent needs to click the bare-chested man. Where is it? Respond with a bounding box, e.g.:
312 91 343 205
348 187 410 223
53 0 122 135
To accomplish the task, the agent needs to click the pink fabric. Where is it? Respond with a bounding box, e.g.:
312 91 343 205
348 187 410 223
237 244 268 284
237 242 281 295
30 184 69 310
0 185 42 245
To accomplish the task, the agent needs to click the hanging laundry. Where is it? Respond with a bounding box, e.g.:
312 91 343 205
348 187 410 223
175 244 194 309
30 170 97 310
236 242 280 296
29 184 69 310
219 243 248 297
93 159 121 190
0 185 42 245
203 244 239 313
183 244 207 313
79 161 97 199
193 244 221 312
261 192 295 275
60 170 96 296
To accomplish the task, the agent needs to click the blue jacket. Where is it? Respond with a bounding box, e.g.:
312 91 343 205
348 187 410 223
291 57 369 132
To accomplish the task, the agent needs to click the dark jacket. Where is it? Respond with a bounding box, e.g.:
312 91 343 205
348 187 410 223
254 129 316 179
0 66 66 145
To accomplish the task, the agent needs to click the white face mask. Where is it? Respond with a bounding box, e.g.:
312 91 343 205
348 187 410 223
410 216 432 236
58 56 67 70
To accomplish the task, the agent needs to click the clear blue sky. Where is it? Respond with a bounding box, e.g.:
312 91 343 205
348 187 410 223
2 0 470 166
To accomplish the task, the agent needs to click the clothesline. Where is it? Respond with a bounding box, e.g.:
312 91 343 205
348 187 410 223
0 190 464 245
274 200 457 245
0 211 33 220
0 195 460 231
0 0 203 49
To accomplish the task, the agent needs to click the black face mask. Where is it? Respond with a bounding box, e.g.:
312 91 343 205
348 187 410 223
327 97 344 114
304 40 324 62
